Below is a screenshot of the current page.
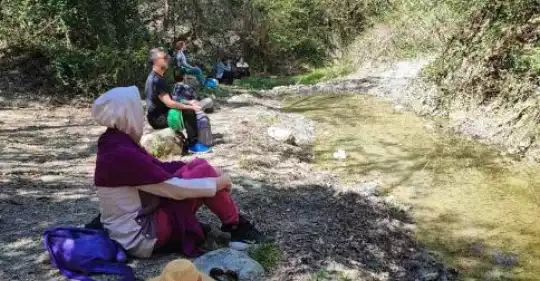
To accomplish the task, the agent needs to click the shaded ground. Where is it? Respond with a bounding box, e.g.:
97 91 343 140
0 94 456 281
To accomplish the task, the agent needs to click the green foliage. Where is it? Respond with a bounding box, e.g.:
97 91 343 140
237 76 299 90
310 269 352 281
49 46 148 98
0 0 150 100
427 0 540 105
342 0 540 114
248 243 282 270
252 0 389 68
237 65 352 90
150 137 168 159
0 0 380 99
344 0 478 64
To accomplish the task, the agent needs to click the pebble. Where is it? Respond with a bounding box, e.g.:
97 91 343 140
333 149 347 159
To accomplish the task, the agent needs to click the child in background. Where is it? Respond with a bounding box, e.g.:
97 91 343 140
172 73 213 147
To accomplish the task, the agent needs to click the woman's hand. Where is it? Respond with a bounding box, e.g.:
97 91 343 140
214 168 223 176
191 104 202 112
216 175 232 192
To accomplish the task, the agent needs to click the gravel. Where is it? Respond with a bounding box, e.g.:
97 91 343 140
0 91 458 281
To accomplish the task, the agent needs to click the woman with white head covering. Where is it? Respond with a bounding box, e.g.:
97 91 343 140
91 86 267 258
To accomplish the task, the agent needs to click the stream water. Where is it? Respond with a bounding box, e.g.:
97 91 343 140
287 93 540 281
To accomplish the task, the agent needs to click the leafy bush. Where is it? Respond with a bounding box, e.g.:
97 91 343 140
0 0 151 100
0 0 391 99
48 46 149 99
343 0 480 65
427 0 540 105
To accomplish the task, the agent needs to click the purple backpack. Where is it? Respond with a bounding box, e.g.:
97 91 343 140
196 111 213 146
43 227 135 281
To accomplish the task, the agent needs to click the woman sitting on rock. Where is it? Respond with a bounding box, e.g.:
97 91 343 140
90 86 267 258
174 41 205 86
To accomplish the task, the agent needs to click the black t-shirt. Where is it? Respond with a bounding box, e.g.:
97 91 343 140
145 71 170 126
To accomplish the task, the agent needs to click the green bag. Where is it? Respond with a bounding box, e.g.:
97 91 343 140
167 109 184 131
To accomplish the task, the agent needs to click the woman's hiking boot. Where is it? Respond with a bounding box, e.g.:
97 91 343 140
221 216 268 245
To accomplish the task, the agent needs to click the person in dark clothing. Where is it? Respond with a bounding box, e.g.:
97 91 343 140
145 47 211 154
235 57 250 79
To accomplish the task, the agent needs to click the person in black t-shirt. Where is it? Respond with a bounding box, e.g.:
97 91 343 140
145 48 211 154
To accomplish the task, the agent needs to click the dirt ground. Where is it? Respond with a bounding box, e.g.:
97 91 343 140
0 93 456 281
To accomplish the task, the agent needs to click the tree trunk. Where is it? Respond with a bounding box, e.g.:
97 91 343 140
163 0 170 35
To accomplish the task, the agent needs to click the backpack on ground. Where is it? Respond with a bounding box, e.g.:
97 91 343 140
196 111 213 146
43 227 135 281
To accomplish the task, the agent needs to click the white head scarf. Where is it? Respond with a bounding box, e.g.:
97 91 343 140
91 86 144 143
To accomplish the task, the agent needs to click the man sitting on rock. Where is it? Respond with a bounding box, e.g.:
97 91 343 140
145 47 210 154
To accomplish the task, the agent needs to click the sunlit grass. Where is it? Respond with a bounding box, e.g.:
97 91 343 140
310 269 353 281
248 243 282 270
236 65 352 90
284 93 540 281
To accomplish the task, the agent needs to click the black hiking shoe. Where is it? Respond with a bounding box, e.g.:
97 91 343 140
173 131 189 155
221 216 268 244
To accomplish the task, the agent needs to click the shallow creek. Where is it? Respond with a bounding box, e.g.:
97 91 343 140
286 94 540 281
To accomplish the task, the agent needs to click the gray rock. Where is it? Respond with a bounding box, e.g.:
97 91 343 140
200 97 214 111
227 94 255 104
140 128 182 157
333 149 348 159
420 271 439 281
470 242 485 255
193 248 265 281
267 115 315 146
267 126 294 143
352 181 380 197
493 250 519 267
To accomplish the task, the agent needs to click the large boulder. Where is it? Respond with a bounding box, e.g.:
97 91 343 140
140 128 183 157
193 248 265 281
